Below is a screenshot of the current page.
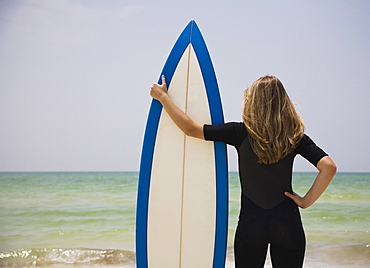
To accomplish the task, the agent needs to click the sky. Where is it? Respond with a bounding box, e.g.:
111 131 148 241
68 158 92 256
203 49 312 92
1 0 369 172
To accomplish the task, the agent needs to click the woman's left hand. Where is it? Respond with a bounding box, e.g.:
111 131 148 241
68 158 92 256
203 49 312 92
285 156 336 209
284 191 307 209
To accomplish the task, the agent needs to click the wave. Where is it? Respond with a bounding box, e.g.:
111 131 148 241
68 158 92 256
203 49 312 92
1 244 369 268
0 248 135 267
305 243 370 267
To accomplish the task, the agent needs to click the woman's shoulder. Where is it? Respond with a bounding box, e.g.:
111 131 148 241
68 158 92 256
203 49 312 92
295 134 328 166
204 122 247 146
225 122 247 134
223 121 245 128
297 134 315 146
224 122 248 145
206 121 246 133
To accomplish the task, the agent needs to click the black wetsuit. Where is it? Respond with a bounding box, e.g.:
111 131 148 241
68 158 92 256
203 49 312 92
204 122 328 268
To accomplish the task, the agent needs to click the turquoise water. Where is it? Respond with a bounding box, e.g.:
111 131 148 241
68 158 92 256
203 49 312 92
0 172 369 267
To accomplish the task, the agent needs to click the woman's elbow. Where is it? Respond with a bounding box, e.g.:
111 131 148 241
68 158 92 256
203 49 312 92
318 156 337 176
327 157 337 175
183 127 194 137
184 123 204 139
329 161 337 175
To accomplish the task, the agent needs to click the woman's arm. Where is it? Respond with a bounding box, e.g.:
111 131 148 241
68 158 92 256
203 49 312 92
150 75 204 139
285 156 337 209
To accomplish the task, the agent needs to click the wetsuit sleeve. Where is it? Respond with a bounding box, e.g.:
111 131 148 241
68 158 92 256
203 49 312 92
203 122 246 147
296 135 328 167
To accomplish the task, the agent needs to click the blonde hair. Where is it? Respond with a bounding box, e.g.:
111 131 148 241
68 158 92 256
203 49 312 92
243 75 305 164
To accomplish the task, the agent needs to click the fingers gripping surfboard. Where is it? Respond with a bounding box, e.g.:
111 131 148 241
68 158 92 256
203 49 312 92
136 20 228 268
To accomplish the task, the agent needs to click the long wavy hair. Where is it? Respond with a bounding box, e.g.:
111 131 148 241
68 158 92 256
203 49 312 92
243 75 305 164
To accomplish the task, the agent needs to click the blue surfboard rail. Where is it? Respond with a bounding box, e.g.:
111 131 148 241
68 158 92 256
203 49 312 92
136 20 228 268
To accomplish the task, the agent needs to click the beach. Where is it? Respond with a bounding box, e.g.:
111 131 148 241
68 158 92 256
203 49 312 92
0 172 369 267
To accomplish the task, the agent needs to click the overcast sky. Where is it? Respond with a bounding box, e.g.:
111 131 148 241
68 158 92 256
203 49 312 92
1 0 369 172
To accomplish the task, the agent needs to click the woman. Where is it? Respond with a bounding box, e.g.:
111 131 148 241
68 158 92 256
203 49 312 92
150 75 336 268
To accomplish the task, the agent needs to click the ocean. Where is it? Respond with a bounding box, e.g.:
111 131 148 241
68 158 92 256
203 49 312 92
0 172 369 267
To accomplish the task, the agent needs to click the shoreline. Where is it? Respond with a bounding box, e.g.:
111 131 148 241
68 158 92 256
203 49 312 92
1 242 369 268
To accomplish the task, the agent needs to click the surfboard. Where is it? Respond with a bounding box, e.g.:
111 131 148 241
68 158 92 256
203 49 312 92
136 20 228 268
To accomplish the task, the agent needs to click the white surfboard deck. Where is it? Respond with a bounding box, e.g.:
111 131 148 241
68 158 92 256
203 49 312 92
136 21 228 268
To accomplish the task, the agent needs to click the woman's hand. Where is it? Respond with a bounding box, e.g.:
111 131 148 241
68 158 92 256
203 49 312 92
284 191 307 209
150 75 168 101
285 156 336 209
148 75 204 139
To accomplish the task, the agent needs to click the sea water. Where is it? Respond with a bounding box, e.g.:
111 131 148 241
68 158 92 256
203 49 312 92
0 172 369 267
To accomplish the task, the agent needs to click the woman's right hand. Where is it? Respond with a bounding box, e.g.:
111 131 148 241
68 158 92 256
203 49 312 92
150 75 168 101
149 75 204 139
